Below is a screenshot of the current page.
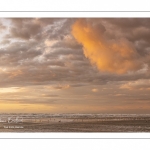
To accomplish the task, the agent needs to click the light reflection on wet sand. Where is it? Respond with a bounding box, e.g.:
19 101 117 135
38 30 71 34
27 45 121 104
0 114 150 132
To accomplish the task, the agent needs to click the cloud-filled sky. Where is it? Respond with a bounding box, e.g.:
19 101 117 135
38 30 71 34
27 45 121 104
0 18 150 113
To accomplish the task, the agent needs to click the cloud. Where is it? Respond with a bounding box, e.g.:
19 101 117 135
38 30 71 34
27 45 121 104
44 39 58 47
120 79 150 90
0 87 19 93
7 18 66 41
53 84 70 90
72 19 143 74
1 18 150 90
0 39 10 45
10 19 42 40
8 69 23 78
0 22 6 31
92 88 98 92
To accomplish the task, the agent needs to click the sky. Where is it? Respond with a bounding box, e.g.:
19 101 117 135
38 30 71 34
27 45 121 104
0 18 150 114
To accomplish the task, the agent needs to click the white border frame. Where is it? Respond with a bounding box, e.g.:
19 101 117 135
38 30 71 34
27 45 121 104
0 133 150 139
1 12 150 18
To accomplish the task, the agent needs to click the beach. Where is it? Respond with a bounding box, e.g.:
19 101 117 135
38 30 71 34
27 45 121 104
0 114 150 132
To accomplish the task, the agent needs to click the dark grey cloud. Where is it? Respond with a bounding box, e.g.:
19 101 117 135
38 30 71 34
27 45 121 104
0 39 10 45
7 18 69 41
0 22 6 31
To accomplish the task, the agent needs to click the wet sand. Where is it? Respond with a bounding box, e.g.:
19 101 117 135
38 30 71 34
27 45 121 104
0 114 150 132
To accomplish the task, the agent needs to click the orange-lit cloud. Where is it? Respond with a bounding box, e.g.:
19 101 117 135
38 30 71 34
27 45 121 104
72 19 142 74
53 84 70 90
92 88 98 92
0 87 19 93
9 70 23 78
